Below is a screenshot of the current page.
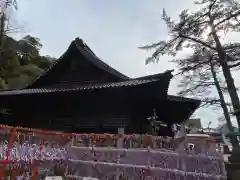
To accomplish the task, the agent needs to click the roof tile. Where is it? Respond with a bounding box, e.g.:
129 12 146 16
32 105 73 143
0 79 158 96
26 38 130 88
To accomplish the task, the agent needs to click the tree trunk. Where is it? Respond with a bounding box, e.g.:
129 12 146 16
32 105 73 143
0 12 5 70
207 12 240 130
212 32 240 130
0 0 11 72
210 61 239 147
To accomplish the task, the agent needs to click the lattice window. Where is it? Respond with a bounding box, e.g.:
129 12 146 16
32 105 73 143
103 118 129 128
74 118 98 128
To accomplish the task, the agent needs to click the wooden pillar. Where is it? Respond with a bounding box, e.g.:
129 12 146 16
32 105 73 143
116 127 124 180
117 128 124 146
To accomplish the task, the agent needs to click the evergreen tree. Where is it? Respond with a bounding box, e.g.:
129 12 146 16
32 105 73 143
140 0 240 130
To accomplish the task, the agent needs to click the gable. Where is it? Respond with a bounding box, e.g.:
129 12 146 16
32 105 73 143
76 38 129 81
26 38 129 89
52 55 124 87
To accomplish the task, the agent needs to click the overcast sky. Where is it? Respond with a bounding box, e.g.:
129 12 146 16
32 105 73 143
12 0 240 128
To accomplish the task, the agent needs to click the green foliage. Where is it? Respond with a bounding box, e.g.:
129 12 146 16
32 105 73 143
0 35 55 89
7 74 35 89
31 55 55 69
0 1 54 88
0 77 6 89
10 64 44 77
18 35 42 59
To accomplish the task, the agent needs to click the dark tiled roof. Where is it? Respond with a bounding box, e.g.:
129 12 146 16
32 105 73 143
27 38 129 88
75 38 130 80
0 79 158 96
25 46 69 89
162 95 201 122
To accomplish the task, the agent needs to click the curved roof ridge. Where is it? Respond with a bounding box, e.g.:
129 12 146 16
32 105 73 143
74 38 130 80
22 37 175 89
25 40 76 89
25 37 130 89
134 70 174 80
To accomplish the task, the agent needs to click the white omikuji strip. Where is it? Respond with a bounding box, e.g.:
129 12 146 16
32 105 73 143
69 159 226 179
70 146 223 160
65 175 85 180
